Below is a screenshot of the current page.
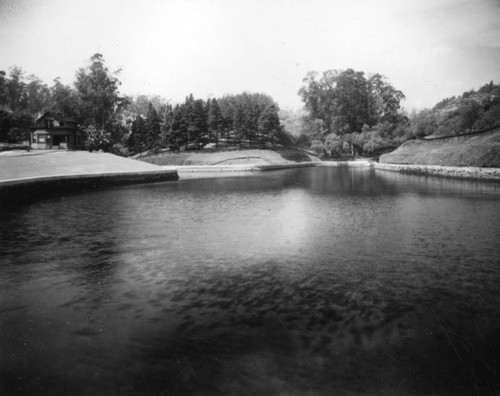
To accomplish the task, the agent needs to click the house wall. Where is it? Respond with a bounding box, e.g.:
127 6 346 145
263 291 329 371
31 129 81 150
32 142 51 149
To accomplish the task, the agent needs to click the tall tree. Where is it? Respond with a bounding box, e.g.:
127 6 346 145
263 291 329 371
169 104 188 150
299 68 405 135
129 115 146 152
232 105 245 144
49 78 80 119
74 53 126 133
298 70 337 134
0 71 8 107
207 98 223 145
25 75 51 115
159 103 174 145
6 67 28 111
258 104 281 145
334 69 370 133
368 73 405 124
144 102 161 151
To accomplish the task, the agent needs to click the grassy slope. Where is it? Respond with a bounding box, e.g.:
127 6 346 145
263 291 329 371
138 148 319 166
379 128 500 167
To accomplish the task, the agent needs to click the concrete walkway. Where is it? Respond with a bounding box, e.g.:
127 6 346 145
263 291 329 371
0 151 178 204
0 150 168 181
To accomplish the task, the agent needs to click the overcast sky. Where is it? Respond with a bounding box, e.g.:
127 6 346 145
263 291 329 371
1 0 500 110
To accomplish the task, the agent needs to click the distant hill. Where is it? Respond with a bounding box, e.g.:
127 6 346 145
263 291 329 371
379 126 500 167
411 81 500 138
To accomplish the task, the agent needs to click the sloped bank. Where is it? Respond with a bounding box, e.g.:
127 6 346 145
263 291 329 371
138 148 319 166
377 129 500 181
379 128 500 168
0 151 178 205
375 162 500 182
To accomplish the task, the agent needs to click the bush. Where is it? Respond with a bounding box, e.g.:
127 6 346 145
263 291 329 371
111 143 129 157
7 128 29 143
84 125 111 152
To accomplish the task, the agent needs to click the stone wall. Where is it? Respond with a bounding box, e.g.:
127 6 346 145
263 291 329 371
375 163 500 181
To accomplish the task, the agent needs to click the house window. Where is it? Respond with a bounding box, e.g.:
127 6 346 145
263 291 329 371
45 119 54 128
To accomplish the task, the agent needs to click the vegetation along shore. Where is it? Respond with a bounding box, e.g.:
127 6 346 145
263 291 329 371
1 53 499 185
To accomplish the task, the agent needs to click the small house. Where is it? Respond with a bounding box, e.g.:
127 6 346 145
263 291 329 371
31 112 85 150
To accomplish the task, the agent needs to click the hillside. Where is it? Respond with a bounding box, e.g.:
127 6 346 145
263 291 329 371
137 148 319 166
412 81 500 138
379 128 500 167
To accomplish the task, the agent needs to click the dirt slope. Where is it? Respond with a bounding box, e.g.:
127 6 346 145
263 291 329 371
379 129 500 167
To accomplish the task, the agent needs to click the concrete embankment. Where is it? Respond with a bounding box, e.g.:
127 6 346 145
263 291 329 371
0 170 178 205
375 162 500 181
317 160 373 167
174 160 373 173
0 151 178 205
173 160 373 178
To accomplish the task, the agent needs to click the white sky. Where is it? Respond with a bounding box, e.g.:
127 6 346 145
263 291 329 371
1 0 499 110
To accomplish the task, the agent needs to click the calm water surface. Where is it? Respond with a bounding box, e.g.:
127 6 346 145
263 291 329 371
1 167 500 395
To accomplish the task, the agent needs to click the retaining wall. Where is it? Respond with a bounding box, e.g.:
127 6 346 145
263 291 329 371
0 169 179 205
375 163 500 181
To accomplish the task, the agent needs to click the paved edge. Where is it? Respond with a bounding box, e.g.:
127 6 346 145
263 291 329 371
2 160 499 206
172 160 373 173
0 169 179 205
375 162 500 181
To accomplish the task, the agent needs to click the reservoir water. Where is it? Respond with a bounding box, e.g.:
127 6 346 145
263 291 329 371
1 166 500 395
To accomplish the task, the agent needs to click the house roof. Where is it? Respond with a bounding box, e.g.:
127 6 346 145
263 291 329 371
36 111 77 124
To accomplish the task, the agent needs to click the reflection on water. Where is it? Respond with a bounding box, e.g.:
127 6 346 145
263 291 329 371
1 167 500 395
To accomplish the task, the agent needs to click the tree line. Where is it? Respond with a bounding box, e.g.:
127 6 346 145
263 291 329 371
127 92 289 154
2 55 498 157
294 69 500 158
0 54 290 153
0 54 128 147
296 68 408 157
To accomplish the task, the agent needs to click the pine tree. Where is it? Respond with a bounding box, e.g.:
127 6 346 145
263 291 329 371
159 103 173 147
208 98 223 145
169 104 188 150
184 96 208 148
244 102 260 144
258 104 281 146
130 115 146 153
144 102 161 151
74 53 125 131
233 105 245 144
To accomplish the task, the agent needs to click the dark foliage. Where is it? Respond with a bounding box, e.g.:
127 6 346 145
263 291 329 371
297 70 500 158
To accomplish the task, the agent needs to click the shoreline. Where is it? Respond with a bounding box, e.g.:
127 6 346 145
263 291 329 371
2 150 500 206
0 169 178 205
174 160 374 172
375 162 500 182
172 160 374 178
